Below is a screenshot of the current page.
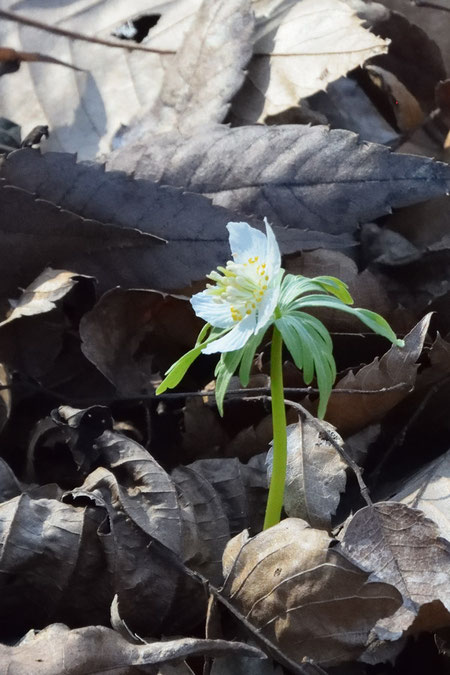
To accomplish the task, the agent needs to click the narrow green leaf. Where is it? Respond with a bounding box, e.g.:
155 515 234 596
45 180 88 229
215 348 245 416
239 327 267 387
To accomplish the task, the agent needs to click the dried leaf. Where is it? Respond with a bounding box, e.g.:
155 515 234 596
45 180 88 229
391 450 450 540
125 0 255 139
0 0 195 158
0 268 96 378
339 502 450 638
231 0 388 123
325 314 432 434
108 124 450 234
0 623 264 674
80 289 200 395
221 518 402 666
0 149 341 294
267 418 347 529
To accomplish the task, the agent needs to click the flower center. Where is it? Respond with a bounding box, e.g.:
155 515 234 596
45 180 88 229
206 256 270 322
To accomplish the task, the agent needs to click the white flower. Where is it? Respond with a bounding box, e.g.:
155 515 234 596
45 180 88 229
191 219 282 354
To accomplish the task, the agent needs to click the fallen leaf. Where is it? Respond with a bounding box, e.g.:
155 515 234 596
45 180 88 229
391 449 450 540
230 0 388 123
124 0 255 140
267 418 347 529
0 0 195 158
0 363 11 434
325 314 432 434
108 123 450 234
339 502 450 638
0 149 341 294
80 288 200 395
0 268 96 379
221 518 401 666
0 624 265 674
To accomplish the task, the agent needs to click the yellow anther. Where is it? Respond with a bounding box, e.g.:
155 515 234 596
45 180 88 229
246 309 251 315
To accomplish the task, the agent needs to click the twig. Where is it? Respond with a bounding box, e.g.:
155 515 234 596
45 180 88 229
244 395 373 508
0 9 176 54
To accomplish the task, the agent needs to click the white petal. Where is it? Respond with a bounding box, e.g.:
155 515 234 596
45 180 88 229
191 290 235 328
227 222 267 265
202 314 256 354
255 283 280 332
263 217 281 279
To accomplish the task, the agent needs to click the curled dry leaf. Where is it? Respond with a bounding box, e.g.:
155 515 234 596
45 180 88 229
109 123 450 235
80 288 200 395
221 518 402 666
0 268 96 378
325 313 432 434
231 0 388 124
267 418 347 529
339 502 450 639
0 624 264 675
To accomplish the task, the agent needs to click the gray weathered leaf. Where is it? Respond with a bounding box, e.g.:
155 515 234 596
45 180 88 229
0 0 197 159
266 418 347 529
221 518 402 666
0 149 349 295
0 624 264 674
339 502 450 638
231 0 388 123
391 450 450 541
108 124 450 234
124 0 255 141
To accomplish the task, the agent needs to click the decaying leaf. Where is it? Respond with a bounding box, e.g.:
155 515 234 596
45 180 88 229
80 288 200 395
125 0 255 139
231 0 388 123
267 418 347 529
391 449 450 540
109 123 450 234
339 502 450 638
0 268 96 378
325 313 432 434
0 623 264 674
0 149 344 294
221 518 402 666
0 0 192 158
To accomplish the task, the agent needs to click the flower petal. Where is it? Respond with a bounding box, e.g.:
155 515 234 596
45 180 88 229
255 283 280 332
190 290 235 328
227 222 267 265
202 313 256 354
263 217 281 279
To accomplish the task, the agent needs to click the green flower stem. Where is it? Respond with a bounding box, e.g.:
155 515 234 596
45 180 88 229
263 326 287 530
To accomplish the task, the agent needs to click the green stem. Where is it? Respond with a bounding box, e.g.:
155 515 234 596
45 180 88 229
263 326 287 530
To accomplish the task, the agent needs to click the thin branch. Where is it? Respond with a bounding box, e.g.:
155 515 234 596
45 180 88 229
0 9 176 55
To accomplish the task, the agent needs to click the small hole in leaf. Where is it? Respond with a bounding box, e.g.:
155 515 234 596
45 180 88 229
112 14 161 43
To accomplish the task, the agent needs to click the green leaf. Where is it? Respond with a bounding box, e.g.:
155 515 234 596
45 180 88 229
293 295 404 346
239 325 270 387
215 348 245 416
156 324 227 395
276 313 336 418
279 274 353 311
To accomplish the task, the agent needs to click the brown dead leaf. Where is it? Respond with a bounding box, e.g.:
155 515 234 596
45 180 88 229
267 418 347 529
325 313 432 434
0 268 95 379
80 288 200 395
221 518 401 666
0 623 264 675
339 502 450 638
